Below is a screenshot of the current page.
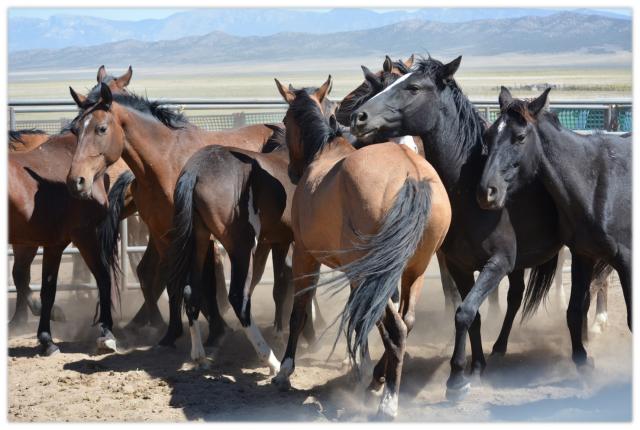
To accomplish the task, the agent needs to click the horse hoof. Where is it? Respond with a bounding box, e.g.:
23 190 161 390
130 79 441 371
97 336 117 353
576 357 595 372
445 381 470 402
272 375 291 392
41 343 60 357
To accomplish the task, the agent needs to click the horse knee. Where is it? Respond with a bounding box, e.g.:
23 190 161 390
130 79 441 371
455 304 475 331
403 311 415 333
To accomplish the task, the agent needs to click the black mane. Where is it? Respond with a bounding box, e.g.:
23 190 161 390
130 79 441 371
414 56 486 161
290 88 341 165
336 59 410 126
9 128 47 143
84 91 189 130
504 98 563 131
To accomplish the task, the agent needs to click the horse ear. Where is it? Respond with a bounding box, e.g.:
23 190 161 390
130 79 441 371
116 66 133 88
498 86 513 110
275 78 295 104
361 65 383 91
100 82 113 109
403 54 415 69
315 75 332 103
383 55 393 73
440 56 462 83
97 65 107 83
528 88 552 117
69 86 87 107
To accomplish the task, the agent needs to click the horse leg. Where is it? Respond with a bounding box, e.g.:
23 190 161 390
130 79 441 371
10 245 38 327
158 255 184 346
491 269 525 356
126 238 165 330
437 251 460 315
487 287 501 320
555 246 568 309
36 244 66 356
567 254 594 368
212 241 230 315
446 256 509 400
201 238 229 347
272 246 320 390
271 242 291 345
590 267 611 335
74 235 117 353
375 300 408 420
227 234 280 375
614 249 632 331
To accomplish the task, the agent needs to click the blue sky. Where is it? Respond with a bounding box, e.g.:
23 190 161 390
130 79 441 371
8 7 632 21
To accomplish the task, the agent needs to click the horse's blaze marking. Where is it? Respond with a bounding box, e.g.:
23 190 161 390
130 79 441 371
79 114 92 141
391 136 418 153
370 72 413 101
497 118 506 135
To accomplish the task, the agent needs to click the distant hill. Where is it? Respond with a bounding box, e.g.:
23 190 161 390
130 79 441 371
9 12 631 71
8 8 631 52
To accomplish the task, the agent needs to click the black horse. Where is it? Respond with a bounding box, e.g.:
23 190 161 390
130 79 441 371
350 55 562 399
478 87 631 365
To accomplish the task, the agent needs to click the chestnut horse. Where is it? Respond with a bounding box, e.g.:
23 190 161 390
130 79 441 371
271 77 451 420
65 83 297 350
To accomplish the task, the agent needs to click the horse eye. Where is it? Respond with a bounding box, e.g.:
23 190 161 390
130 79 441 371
96 124 108 134
515 134 526 144
406 85 421 94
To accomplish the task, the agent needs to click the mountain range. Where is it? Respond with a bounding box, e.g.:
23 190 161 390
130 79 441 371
9 12 631 71
8 8 631 52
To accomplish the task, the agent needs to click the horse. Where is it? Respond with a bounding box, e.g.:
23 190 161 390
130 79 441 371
477 87 631 365
271 76 451 420
351 55 563 400
9 129 49 152
64 83 307 351
7 66 136 353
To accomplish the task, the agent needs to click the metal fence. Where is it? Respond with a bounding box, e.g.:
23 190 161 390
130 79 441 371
7 98 633 291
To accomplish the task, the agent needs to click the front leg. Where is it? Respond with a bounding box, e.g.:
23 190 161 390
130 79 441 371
446 256 510 400
567 253 595 368
272 245 320 390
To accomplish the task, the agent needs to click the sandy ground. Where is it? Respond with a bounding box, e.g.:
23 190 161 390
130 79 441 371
7 257 632 422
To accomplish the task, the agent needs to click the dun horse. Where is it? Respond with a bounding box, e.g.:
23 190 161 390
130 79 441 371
271 76 451 419
478 87 631 364
351 55 562 399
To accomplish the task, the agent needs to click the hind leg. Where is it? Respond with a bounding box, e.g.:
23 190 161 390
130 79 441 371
74 234 117 353
491 269 525 356
126 236 166 330
212 241 230 315
590 267 611 335
10 245 38 327
438 251 460 315
271 242 291 344
36 245 66 356
567 253 594 368
273 246 320 389
555 246 569 309
200 238 229 347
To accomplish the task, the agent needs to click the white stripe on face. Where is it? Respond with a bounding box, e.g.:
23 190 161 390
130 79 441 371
370 72 413 101
497 118 506 135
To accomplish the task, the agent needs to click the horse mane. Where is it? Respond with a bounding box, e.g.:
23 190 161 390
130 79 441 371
84 91 189 130
290 88 342 165
336 59 410 126
503 98 562 131
262 123 287 153
9 128 47 143
413 56 486 161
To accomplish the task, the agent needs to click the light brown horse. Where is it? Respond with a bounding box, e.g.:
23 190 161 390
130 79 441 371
8 129 50 152
271 77 451 420
65 83 295 348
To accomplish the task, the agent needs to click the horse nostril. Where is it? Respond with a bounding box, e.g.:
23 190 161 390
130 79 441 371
75 176 86 192
486 186 498 202
357 111 368 123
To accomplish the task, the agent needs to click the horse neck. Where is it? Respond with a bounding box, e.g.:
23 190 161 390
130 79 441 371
419 102 484 191
117 105 179 184
535 120 595 224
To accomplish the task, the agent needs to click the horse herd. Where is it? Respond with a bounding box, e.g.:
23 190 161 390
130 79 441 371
8 54 631 420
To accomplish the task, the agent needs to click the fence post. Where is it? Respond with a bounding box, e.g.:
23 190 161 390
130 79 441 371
604 105 613 131
119 218 128 291
9 107 16 130
232 112 246 128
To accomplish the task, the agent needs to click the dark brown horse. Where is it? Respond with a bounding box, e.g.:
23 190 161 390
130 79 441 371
65 83 298 350
271 77 451 420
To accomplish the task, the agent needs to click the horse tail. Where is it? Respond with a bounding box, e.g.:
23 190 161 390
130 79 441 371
97 170 134 282
166 167 199 312
329 177 432 369
521 253 559 320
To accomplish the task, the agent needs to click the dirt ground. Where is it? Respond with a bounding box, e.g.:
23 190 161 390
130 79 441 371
7 257 632 422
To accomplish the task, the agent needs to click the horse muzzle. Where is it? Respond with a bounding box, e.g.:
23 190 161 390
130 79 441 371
476 183 506 210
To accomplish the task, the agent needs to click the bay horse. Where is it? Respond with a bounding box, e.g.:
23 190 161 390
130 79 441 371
477 87 631 364
271 76 451 420
351 55 562 400
9 129 49 152
7 66 135 352
65 83 302 351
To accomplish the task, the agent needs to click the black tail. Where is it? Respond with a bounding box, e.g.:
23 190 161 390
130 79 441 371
165 168 199 311
324 178 432 368
521 253 559 320
97 170 135 283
